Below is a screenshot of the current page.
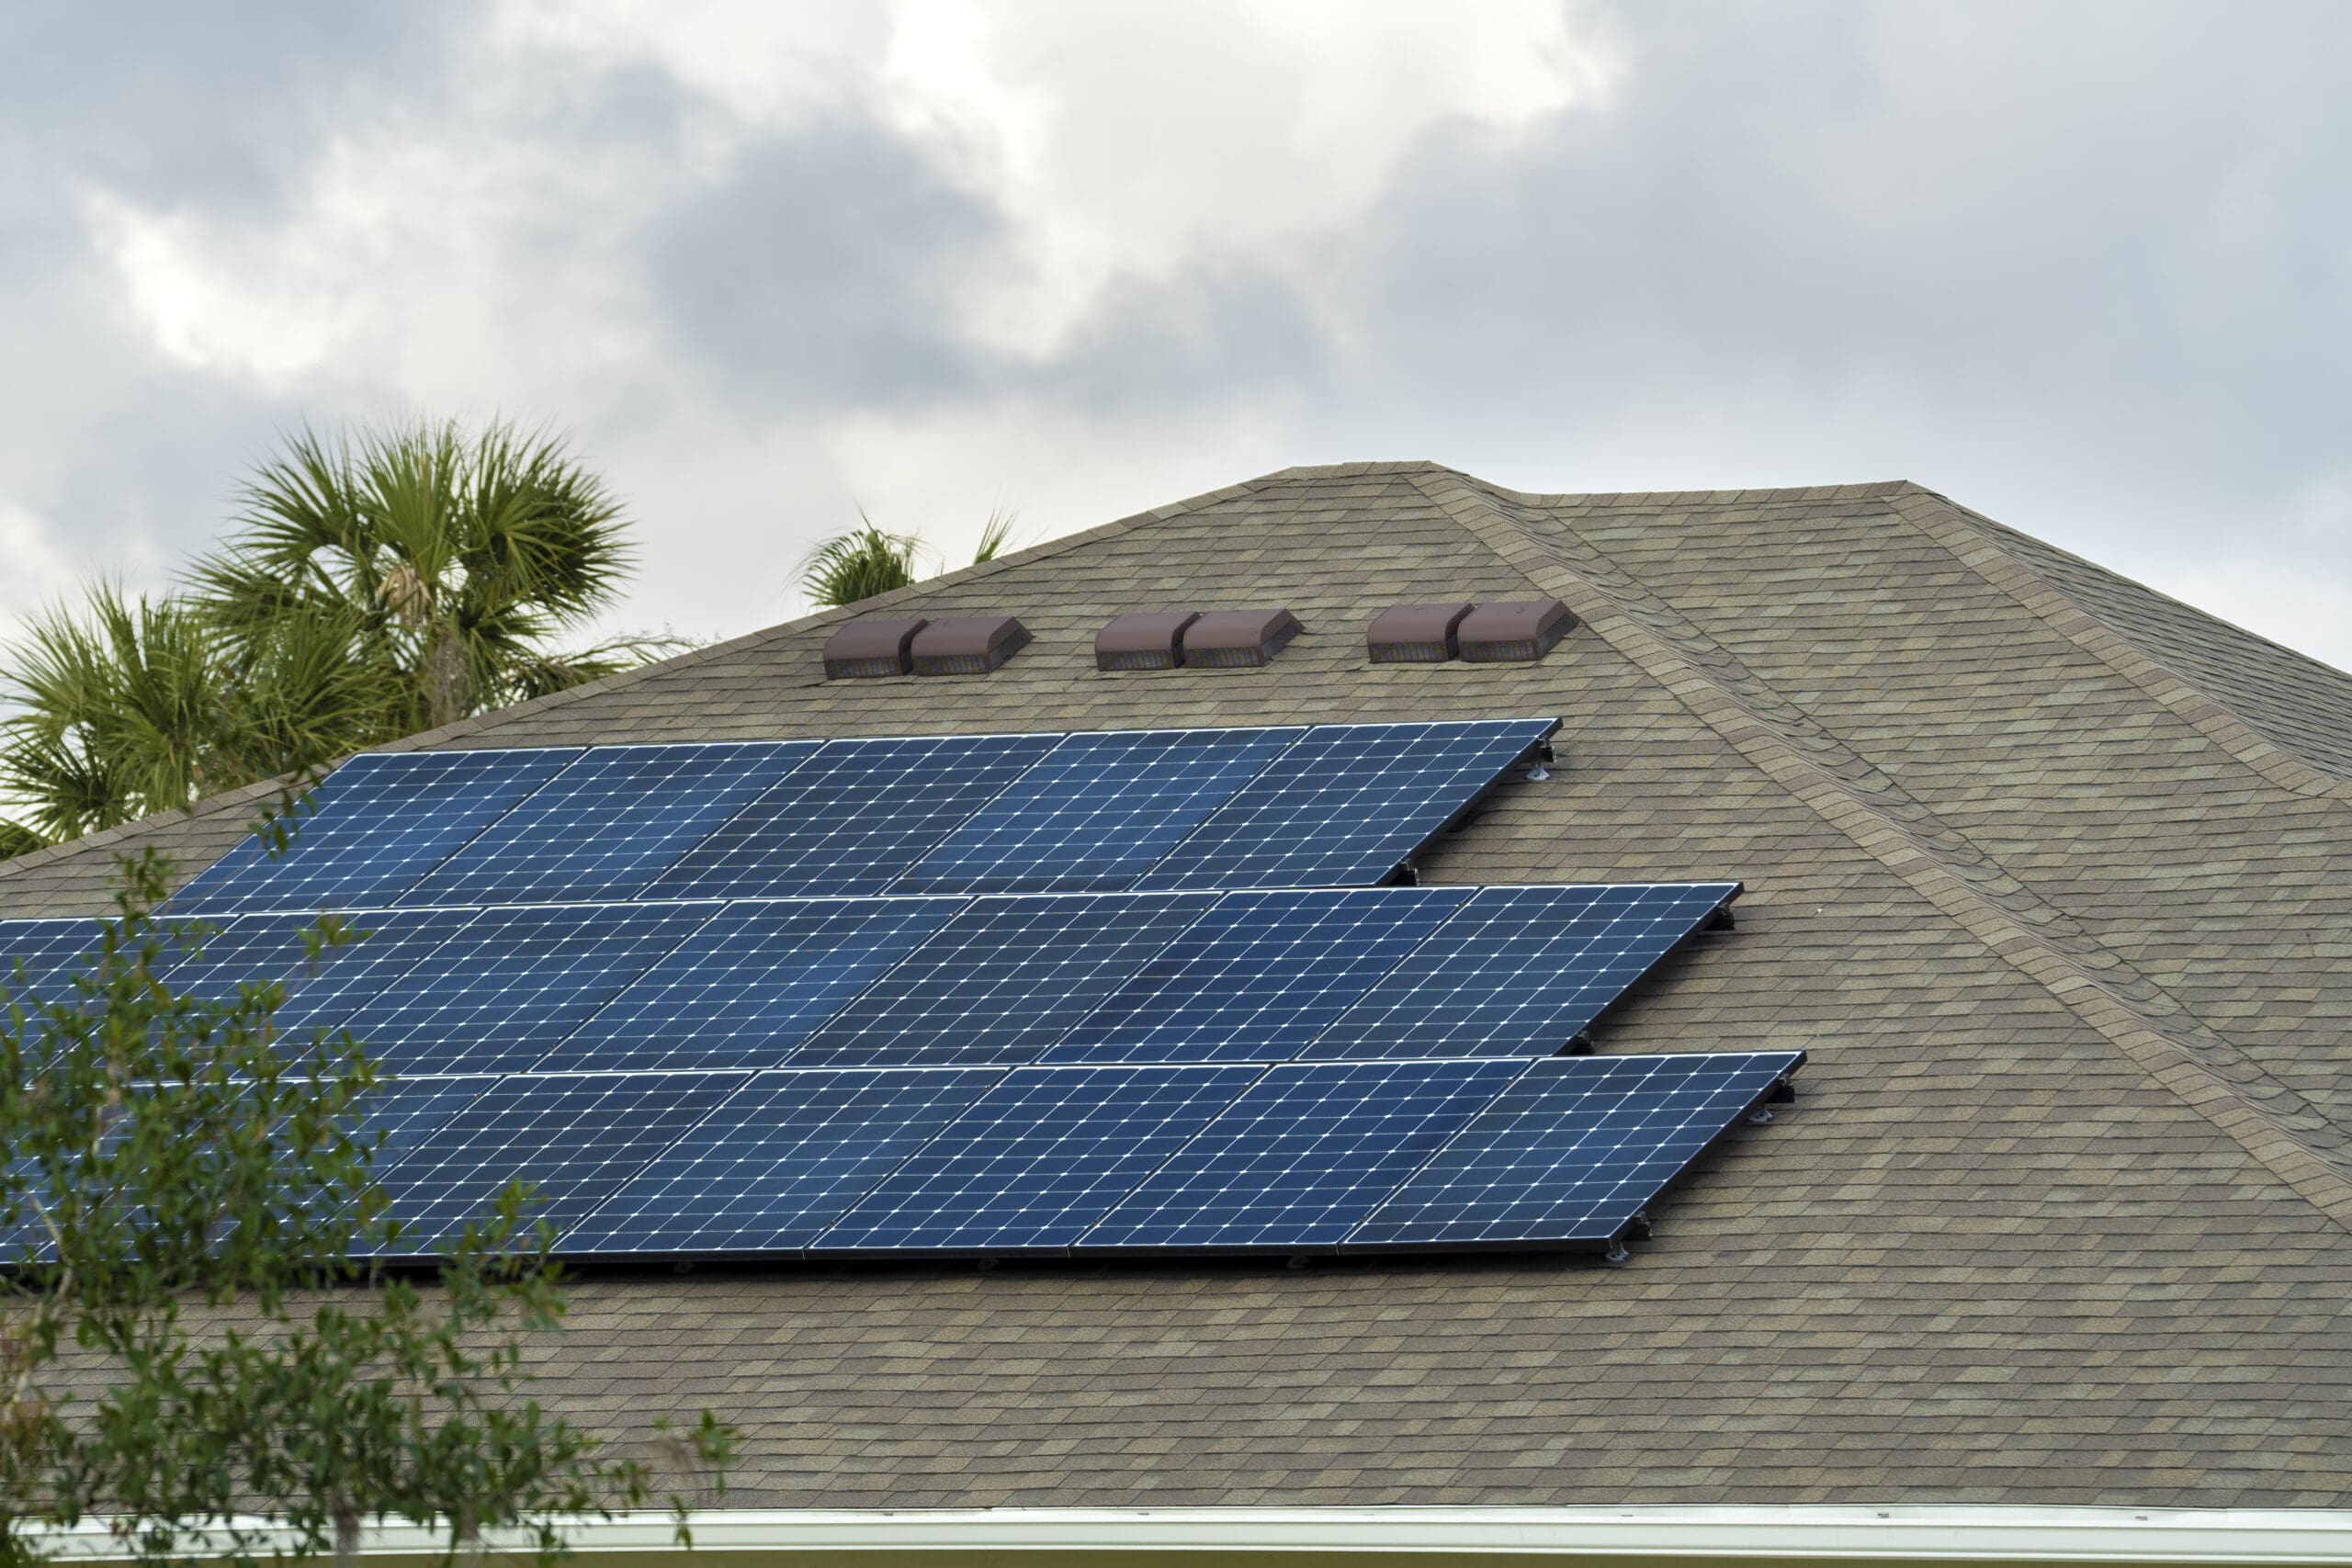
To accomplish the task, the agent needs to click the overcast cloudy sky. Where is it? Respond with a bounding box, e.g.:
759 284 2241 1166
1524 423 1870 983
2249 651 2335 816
3 1 2347 667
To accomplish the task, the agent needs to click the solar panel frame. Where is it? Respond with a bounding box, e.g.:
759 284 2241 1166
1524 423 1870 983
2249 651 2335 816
368 1070 749 1258
560 1066 1003 1257
892 726 1305 896
1133 717 1559 892
643 732 1059 901
398 741 820 907
1043 886 1474 1064
1301 882 1742 1060
1344 1050 1804 1253
167 747 585 915
788 891 1217 1068
535 896 967 1073
812 1063 1269 1255
1076 1055 1529 1255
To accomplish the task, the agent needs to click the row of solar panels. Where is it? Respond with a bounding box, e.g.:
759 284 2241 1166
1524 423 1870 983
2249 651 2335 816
0 883 1739 1077
334 1049 1803 1259
167 718 1559 916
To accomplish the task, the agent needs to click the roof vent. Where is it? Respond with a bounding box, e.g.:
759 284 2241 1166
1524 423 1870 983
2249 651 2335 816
1458 600 1576 662
1095 611 1199 671
1182 608 1302 669
911 615 1031 676
1367 602 1473 663
823 615 928 679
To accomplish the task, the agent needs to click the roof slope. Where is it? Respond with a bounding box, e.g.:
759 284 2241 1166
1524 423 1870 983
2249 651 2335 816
11 463 2351 1508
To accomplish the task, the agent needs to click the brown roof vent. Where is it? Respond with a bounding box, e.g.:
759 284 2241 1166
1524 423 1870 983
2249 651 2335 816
1183 608 1302 669
1367 602 1473 663
1458 599 1577 662
910 615 1031 676
823 615 928 679
1095 611 1199 671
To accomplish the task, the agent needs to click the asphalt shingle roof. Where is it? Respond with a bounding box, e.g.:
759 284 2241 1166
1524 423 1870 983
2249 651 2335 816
6 462 2348 1507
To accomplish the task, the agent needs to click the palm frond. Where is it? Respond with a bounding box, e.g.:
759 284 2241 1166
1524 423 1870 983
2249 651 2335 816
973 504 1019 566
798 513 922 608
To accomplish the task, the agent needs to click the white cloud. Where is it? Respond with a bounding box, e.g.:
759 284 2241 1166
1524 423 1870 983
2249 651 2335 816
0 502 88 649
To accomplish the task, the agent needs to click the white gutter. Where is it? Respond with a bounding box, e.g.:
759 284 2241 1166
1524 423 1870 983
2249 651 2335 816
33 1506 2352 1563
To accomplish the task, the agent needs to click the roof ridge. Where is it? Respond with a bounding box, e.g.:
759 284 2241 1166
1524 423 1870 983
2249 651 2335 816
1407 467 2352 1233
1888 488 2352 802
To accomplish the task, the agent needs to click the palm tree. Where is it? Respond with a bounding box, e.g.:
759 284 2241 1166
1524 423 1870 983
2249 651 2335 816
196 419 647 733
798 504 1019 610
0 418 655 852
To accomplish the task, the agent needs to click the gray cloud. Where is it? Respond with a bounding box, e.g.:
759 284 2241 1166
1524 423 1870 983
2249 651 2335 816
0 0 2346 667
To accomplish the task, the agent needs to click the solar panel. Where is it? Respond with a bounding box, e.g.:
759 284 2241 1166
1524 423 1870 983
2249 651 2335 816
1078 1056 1526 1252
1304 883 1739 1059
168 748 583 915
272 908 488 1040
1043 886 1472 1064
790 892 1216 1067
644 733 1057 900
1347 1051 1802 1251
814 1063 1267 1253
561 1066 1001 1255
369 1070 747 1257
1135 718 1556 891
328 903 718 1074
399 741 818 907
893 727 1303 895
537 897 964 1073
154 913 331 1003
0 918 107 1010
349 1075 497 1166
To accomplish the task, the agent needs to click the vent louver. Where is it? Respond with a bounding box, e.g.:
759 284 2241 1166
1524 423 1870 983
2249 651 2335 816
822 616 928 680
1182 608 1301 669
910 616 1031 676
1368 602 1474 663
1095 612 1199 671
1458 600 1576 663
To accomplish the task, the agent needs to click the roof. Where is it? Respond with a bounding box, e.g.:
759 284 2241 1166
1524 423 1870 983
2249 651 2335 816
7 461 2350 1510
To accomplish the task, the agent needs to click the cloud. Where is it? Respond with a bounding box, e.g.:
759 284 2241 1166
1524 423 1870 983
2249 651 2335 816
0 0 2346 673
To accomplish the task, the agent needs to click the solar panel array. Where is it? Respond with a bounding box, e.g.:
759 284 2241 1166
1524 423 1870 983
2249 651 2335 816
2 714 1809 1263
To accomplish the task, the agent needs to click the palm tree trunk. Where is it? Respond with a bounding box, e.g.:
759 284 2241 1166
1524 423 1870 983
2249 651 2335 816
423 621 469 730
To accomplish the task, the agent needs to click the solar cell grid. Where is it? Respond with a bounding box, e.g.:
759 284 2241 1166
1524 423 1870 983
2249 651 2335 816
350 1075 498 1167
369 1070 748 1257
1135 718 1556 892
895 727 1302 895
563 1066 1002 1255
815 1063 1267 1253
1079 1056 1526 1252
272 908 487 1040
790 892 1215 1067
1305 882 1740 1059
645 733 1057 900
1348 1051 1802 1249
167 747 584 915
400 741 818 907
1044 886 1472 1064
537 897 964 1073
330 902 718 1074
0 918 107 1010
154 913 329 1002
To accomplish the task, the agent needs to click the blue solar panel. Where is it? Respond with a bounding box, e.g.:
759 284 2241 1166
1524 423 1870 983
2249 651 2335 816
893 727 1303 895
1135 718 1556 891
1304 883 1739 1059
0 918 107 1010
273 908 488 1040
790 892 1215 1067
350 1075 497 1165
168 747 583 915
815 1064 1267 1253
562 1066 1001 1255
330 903 718 1073
399 741 818 907
154 913 328 1002
537 897 964 1072
1043 886 1472 1064
1079 1056 1526 1252
370 1070 747 1256
1347 1051 1803 1250
644 733 1057 900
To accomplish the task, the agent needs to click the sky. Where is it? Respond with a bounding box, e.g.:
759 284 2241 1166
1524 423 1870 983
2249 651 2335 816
2 0 2348 669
